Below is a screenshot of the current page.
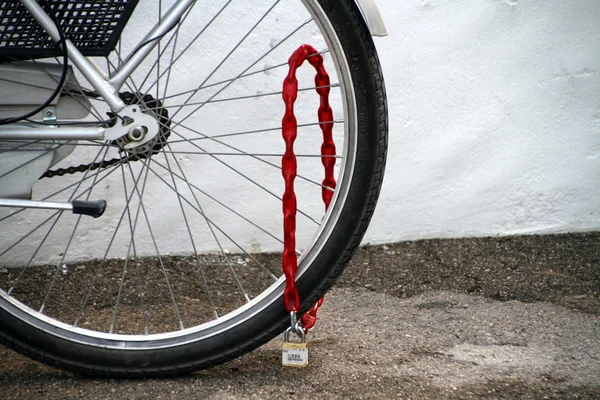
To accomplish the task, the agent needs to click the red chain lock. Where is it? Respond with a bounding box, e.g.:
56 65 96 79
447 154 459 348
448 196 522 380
282 44 336 333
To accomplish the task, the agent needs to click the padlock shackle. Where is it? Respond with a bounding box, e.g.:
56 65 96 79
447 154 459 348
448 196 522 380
284 326 306 344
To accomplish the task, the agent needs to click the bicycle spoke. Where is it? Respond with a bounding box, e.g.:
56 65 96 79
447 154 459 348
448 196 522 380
0 144 63 180
126 160 185 330
0 76 58 93
147 112 340 194
158 148 338 192
6 147 115 296
159 49 329 103
109 161 151 334
163 138 259 296
39 145 112 313
6 211 61 295
162 149 219 318
123 1 204 91
141 0 234 94
167 120 337 193
122 164 149 333
162 141 240 309
146 155 294 256
121 163 138 260
144 158 278 279
19 57 105 122
50 57 105 122
0 140 44 155
133 254 150 335
74 156 150 328
161 5 181 101
156 1 163 103
167 128 321 224
0 211 57 261
172 7 318 126
168 1 280 123
144 83 341 110
166 120 342 143
148 150 340 158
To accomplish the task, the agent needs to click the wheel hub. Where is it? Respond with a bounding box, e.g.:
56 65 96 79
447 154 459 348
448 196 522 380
113 92 171 159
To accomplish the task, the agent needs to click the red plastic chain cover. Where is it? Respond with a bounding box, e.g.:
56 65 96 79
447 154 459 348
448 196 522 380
281 44 336 332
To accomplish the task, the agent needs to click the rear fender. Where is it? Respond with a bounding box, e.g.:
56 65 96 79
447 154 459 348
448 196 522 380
354 0 388 36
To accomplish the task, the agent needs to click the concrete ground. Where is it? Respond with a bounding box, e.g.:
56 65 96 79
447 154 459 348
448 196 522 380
0 232 598 399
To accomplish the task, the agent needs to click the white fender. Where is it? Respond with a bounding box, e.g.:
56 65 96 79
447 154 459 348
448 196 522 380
355 0 388 36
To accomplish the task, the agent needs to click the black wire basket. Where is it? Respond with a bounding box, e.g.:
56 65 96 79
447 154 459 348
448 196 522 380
0 0 139 58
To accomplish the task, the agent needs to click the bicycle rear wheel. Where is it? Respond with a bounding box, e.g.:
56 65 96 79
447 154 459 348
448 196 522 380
0 0 387 377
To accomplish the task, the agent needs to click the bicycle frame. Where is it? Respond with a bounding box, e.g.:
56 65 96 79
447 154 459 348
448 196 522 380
0 0 195 142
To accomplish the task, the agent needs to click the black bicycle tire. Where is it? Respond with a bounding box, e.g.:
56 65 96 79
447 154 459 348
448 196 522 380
0 0 388 377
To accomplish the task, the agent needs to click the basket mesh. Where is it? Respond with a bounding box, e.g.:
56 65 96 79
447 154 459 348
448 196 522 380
0 0 138 58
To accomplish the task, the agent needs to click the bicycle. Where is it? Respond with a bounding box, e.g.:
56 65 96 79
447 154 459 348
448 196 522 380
0 0 388 377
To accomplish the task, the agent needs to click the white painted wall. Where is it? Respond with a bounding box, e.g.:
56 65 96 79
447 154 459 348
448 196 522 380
2 0 599 266
364 0 600 243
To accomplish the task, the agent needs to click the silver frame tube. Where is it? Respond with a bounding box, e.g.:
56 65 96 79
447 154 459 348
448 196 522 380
108 0 196 89
0 199 72 212
4 0 197 141
18 0 125 113
0 127 105 141
17 0 196 112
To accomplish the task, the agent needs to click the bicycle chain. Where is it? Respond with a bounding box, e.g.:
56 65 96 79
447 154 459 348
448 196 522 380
41 91 170 179
42 157 126 178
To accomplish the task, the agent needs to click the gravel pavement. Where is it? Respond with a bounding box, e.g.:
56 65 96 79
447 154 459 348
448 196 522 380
0 233 598 399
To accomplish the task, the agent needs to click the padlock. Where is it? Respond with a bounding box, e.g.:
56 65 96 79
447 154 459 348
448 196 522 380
282 326 308 367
